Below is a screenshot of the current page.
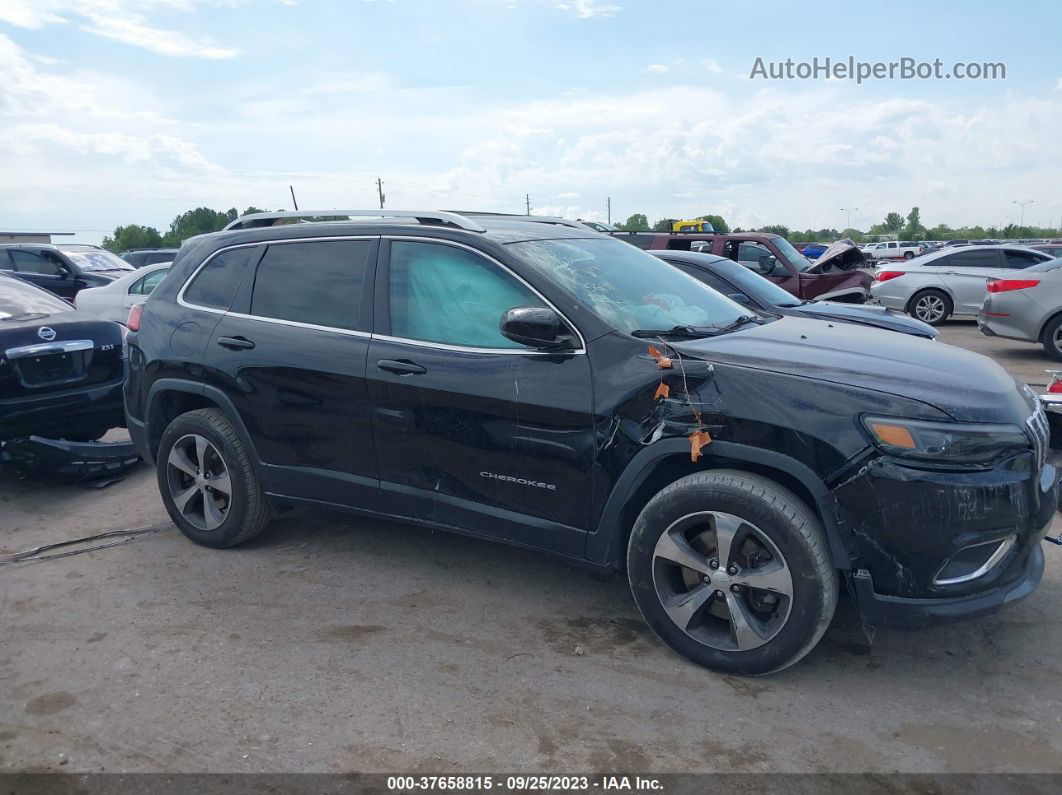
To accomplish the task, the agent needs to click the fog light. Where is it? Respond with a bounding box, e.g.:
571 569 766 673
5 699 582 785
932 535 1016 586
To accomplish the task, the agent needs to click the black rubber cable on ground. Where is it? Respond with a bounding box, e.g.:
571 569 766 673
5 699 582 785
0 521 173 566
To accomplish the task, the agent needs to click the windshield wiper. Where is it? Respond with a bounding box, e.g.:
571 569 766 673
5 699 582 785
702 314 761 334
630 325 716 338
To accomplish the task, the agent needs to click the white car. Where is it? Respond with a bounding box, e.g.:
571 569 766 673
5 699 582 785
869 245 1051 325
862 240 923 261
74 261 170 324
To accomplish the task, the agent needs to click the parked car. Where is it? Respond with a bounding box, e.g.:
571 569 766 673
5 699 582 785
798 243 829 260
75 262 171 325
121 248 179 268
0 244 135 300
125 208 1055 676
978 257 1062 359
1030 243 1062 259
862 241 922 260
649 250 937 338
870 245 1053 325
611 231 872 303
0 272 126 442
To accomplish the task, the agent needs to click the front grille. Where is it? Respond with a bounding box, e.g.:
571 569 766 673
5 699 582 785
1027 405 1050 469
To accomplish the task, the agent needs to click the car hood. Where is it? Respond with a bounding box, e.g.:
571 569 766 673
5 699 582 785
671 316 1032 424
789 301 938 338
805 239 869 272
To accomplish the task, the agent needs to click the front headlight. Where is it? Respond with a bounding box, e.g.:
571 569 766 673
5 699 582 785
862 416 1028 464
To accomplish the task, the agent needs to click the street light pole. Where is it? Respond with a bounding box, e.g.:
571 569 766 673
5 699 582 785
1013 200 1034 226
841 207 858 229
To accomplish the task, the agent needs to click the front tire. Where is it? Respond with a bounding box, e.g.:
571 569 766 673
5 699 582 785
908 288 952 325
627 470 837 675
156 408 272 548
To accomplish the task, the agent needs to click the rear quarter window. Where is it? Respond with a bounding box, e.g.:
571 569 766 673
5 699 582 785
183 247 256 310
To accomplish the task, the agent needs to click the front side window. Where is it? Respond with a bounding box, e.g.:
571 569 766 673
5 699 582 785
389 241 544 348
250 240 370 330
184 247 256 310
9 249 63 276
511 237 750 333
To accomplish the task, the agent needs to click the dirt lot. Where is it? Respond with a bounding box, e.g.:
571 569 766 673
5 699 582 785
2 320 1061 774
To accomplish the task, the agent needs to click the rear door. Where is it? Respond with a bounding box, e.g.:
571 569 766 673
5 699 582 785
202 237 381 510
366 238 594 556
937 249 1005 312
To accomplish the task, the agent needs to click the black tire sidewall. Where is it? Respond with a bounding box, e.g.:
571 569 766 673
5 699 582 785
628 476 832 676
156 411 257 548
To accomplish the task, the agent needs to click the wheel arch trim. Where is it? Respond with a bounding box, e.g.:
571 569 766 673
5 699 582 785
588 439 852 571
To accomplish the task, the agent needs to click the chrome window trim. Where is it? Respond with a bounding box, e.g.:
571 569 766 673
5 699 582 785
382 236 587 355
932 534 1016 586
6 339 94 359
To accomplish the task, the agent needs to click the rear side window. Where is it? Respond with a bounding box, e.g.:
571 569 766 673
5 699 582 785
619 234 655 250
946 250 1000 268
184 248 256 310
130 268 169 295
250 240 370 330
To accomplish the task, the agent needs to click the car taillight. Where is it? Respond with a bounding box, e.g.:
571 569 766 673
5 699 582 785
1048 371 1062 394
127 303 144 331
875 271 905 283
987 279 1040 293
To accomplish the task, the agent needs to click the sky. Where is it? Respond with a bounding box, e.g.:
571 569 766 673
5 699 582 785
0 0 1060 243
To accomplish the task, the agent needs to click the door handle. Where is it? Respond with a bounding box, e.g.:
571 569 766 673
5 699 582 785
377 359 426 376
217 336 256 350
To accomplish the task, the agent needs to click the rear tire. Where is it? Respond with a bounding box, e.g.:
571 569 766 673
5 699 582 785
908 288 952 325
156 408 272 548
1042 315 1062 362
903 251 915 260
627 470 837 676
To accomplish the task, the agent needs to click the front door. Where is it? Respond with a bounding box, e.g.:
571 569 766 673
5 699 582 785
367 238 594 557
5 249 78 299
203 237 381 510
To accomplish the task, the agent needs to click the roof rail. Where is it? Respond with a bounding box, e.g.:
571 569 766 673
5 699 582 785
455 212 588 231
222 209 487 233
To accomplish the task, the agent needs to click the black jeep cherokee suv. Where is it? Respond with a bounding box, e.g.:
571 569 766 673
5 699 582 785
125 210 1056 675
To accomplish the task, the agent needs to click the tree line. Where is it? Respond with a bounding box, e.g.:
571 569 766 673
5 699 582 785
101 206 271 252
615 207 1060 244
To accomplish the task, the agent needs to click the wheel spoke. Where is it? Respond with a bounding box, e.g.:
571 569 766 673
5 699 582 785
661 584 715 631
202 494 225 530
712 514 742 569
209 471 232 498
168 445 198 477
194 435 208 471
654 527 712 576
733 561 793 598
172 484 199 515
723 590 769 651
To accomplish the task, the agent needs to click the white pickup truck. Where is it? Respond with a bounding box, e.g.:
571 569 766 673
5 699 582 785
862 240 922 260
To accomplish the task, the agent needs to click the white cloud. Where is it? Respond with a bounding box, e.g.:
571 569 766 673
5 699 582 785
702 58 722 74
1055 77 1062 91
644 64 668 74
0 1 238 59
553 0 620 17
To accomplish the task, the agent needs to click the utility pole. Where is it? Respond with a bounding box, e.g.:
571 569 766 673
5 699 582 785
526 194 531 215
840 207 858 229
289 185 299 211
1012 199 1033 226
377 177 386 209
606 196 611 225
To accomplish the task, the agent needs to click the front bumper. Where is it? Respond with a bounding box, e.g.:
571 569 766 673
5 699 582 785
851 542 1045 629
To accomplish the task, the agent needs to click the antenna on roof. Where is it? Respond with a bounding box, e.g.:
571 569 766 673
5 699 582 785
289 186 299 211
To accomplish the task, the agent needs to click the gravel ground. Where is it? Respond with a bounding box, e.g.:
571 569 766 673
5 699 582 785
1 320 1060 774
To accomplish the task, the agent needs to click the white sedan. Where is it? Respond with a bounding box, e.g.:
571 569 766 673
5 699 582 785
74 261 171 324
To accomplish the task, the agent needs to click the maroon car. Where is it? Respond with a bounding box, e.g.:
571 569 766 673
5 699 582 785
611 232 872 303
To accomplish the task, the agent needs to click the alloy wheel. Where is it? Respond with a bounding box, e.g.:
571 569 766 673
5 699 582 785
914 294 946 323
651 511 793 652
166 434 233 532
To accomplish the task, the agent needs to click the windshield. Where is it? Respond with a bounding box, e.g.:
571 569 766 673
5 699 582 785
773 237 813 271
510 238 750 332
0 275 71 318
64 250 134 272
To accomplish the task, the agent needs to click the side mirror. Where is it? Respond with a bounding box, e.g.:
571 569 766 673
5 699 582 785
500 307 571 349
728 293 752 306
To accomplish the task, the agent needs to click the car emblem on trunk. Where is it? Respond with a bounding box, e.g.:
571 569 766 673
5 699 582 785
37 326 56 341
